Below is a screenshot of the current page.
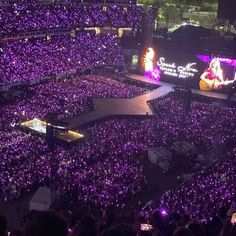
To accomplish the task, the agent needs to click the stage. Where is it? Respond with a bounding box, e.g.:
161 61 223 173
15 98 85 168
65 73 236 129
20 118 84 143
128 74 236 100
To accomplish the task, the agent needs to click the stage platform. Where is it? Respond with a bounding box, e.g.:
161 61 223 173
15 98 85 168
68 85 174 128
128 74 236 101
66 74 236 129
20 118 84 143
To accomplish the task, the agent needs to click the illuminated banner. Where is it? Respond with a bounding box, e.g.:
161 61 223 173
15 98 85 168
142 46 236 92
157 57 198 79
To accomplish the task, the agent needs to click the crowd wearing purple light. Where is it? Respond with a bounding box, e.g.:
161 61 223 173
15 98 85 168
157 147 236 221
0 31 124 86
0 74 148 201
1 74 148 122
1 1 236 235
1 89 236 219
0 130 50 199
0 2 144 36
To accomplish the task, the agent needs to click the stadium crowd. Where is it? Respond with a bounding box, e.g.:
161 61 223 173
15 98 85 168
0 90 236 223
0 1 236 236
0 74 148 201
1 74 147 121
0 32 124 86
157 146 236 218
0 2 144 36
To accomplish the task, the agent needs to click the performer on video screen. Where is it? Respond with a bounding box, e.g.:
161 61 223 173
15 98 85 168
199 58 225 91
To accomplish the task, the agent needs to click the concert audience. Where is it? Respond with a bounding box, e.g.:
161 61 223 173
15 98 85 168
0 1 236 236
2 2 233 236
0 2 144 36
0 74 148 201
22 210 68 236
156 150 236 220
71 215 98 236
1 74 147 121
1 90 236 216
1 84 236 236
0 32 124 86
0 215 7 236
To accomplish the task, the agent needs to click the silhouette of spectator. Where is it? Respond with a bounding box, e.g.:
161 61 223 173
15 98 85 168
0 215 7 236
188 223 206 236
23 210 68 236
9 229 22 236
72 215 98 236
173 227 194 236
102 223 136 236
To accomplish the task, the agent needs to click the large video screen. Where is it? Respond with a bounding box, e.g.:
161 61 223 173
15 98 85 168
143 46 236 92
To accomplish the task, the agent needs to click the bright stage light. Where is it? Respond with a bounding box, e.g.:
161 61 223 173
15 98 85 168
20 118 84 143
143 47 155 73
142 47 160 80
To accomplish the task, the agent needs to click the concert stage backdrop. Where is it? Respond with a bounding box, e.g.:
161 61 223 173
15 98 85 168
141 46 236 91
